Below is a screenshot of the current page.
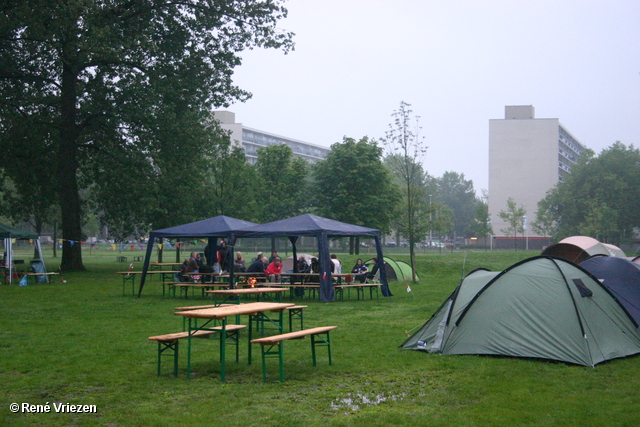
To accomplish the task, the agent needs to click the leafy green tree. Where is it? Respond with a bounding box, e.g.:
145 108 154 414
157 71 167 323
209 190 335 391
472 190 493 248
532 196 557 239
436 171 478 237
498 197 526 250
255 144 308 223
202 141 258 222
313 137 400 234
382 101 429 281
0 0 293 270
537 142 640 245
579 200 619 241
0 123 58 236
431 203 454 247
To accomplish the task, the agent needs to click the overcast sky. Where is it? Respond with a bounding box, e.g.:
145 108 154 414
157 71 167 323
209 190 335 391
226 0 640 193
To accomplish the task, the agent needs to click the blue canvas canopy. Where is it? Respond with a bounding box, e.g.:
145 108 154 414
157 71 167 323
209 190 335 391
580 256 640 326
137 216 257 296
236 214 392 302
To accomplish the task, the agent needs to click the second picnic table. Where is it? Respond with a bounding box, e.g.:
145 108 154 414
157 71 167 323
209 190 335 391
174 301 295 381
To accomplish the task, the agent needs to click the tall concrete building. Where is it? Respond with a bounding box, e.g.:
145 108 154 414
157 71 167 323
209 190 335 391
488 105 586 249
213 111 330 164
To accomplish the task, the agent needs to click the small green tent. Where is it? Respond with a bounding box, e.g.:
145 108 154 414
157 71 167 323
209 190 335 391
401 256 640 366
365 257 417 281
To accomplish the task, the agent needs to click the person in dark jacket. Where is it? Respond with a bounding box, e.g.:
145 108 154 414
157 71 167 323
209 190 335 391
351 258 368 283
247 255 267 274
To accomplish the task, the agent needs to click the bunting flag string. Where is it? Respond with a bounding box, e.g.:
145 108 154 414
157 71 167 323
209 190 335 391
57 238 86 245
44 239 208 250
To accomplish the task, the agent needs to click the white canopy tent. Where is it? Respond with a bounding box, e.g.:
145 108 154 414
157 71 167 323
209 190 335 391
0 223 46 284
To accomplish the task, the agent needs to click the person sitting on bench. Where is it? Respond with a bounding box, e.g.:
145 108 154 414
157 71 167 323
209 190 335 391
366 258 380 282
351 259 367 283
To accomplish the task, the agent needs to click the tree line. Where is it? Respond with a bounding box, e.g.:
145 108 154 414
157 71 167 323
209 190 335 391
0 2 486 273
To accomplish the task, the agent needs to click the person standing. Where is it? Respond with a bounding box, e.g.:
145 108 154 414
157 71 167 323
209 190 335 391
217 239 231 272
330 254 342 274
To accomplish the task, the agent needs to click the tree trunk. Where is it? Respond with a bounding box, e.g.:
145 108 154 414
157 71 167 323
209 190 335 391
58 61 85 271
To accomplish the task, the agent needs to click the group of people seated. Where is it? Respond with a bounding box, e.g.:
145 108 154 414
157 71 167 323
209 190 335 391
176 241 380 285
246 251 282 282
351 258 379 283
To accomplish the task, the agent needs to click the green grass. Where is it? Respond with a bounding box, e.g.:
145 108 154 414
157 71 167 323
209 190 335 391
2 248 640 426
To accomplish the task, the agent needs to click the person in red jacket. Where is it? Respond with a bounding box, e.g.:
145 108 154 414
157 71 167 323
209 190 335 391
265 256 283 283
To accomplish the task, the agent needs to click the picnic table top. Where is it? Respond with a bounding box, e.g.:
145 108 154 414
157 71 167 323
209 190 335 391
175 302 295 319
114 270 177 274
205 287 287 296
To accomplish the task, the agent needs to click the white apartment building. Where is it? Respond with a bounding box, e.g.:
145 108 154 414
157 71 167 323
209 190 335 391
213 111 330 164
488 105 586 249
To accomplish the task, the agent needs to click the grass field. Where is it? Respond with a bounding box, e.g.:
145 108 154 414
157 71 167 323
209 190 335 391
2 248 640 426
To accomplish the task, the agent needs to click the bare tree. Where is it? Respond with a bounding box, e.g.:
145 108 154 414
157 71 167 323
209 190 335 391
498 197 526 251
382 101 429 281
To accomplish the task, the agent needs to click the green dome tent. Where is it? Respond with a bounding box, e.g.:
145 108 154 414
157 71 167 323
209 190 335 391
401 256 640 367
365 257 417 282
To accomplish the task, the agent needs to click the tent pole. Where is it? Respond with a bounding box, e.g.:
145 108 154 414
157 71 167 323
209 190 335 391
138 236 156 298
36 239 46 273
7 238 13 285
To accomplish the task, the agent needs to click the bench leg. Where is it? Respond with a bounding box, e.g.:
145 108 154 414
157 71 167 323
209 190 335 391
288 308 304 332
311 331 332 367
157 340 179 377
258 342 285 382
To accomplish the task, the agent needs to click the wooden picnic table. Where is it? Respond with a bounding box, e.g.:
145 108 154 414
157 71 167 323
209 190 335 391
150 262 183 270
181 271 230 283
20 271 59 285
205 287 287 305
174 301 295 381
115 270 178 296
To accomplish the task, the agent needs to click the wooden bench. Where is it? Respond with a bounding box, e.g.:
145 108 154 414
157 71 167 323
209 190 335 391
268 283 320 300
116 256 128 262
166 282 229 299
337 283 382 300
149 325 246 377
21 272 59 285
250 326 337 382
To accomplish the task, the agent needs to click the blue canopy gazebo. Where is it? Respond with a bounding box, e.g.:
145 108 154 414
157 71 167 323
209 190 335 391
235 214 392 302
137 215 257 297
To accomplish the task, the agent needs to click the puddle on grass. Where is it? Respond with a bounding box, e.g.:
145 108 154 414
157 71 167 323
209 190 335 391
330 392 406 412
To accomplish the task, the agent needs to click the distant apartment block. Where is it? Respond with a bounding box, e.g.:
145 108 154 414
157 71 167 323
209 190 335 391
488 105 586 249
213 111 330 164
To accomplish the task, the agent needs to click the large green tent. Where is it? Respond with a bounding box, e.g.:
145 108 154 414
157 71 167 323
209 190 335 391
0 223 45 284
401 256 640 367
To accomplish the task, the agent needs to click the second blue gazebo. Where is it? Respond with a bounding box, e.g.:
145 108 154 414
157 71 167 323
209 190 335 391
235 214 391 303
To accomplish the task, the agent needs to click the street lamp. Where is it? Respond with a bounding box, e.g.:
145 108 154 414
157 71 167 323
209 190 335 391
523 215 528 251
429 195 432 248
